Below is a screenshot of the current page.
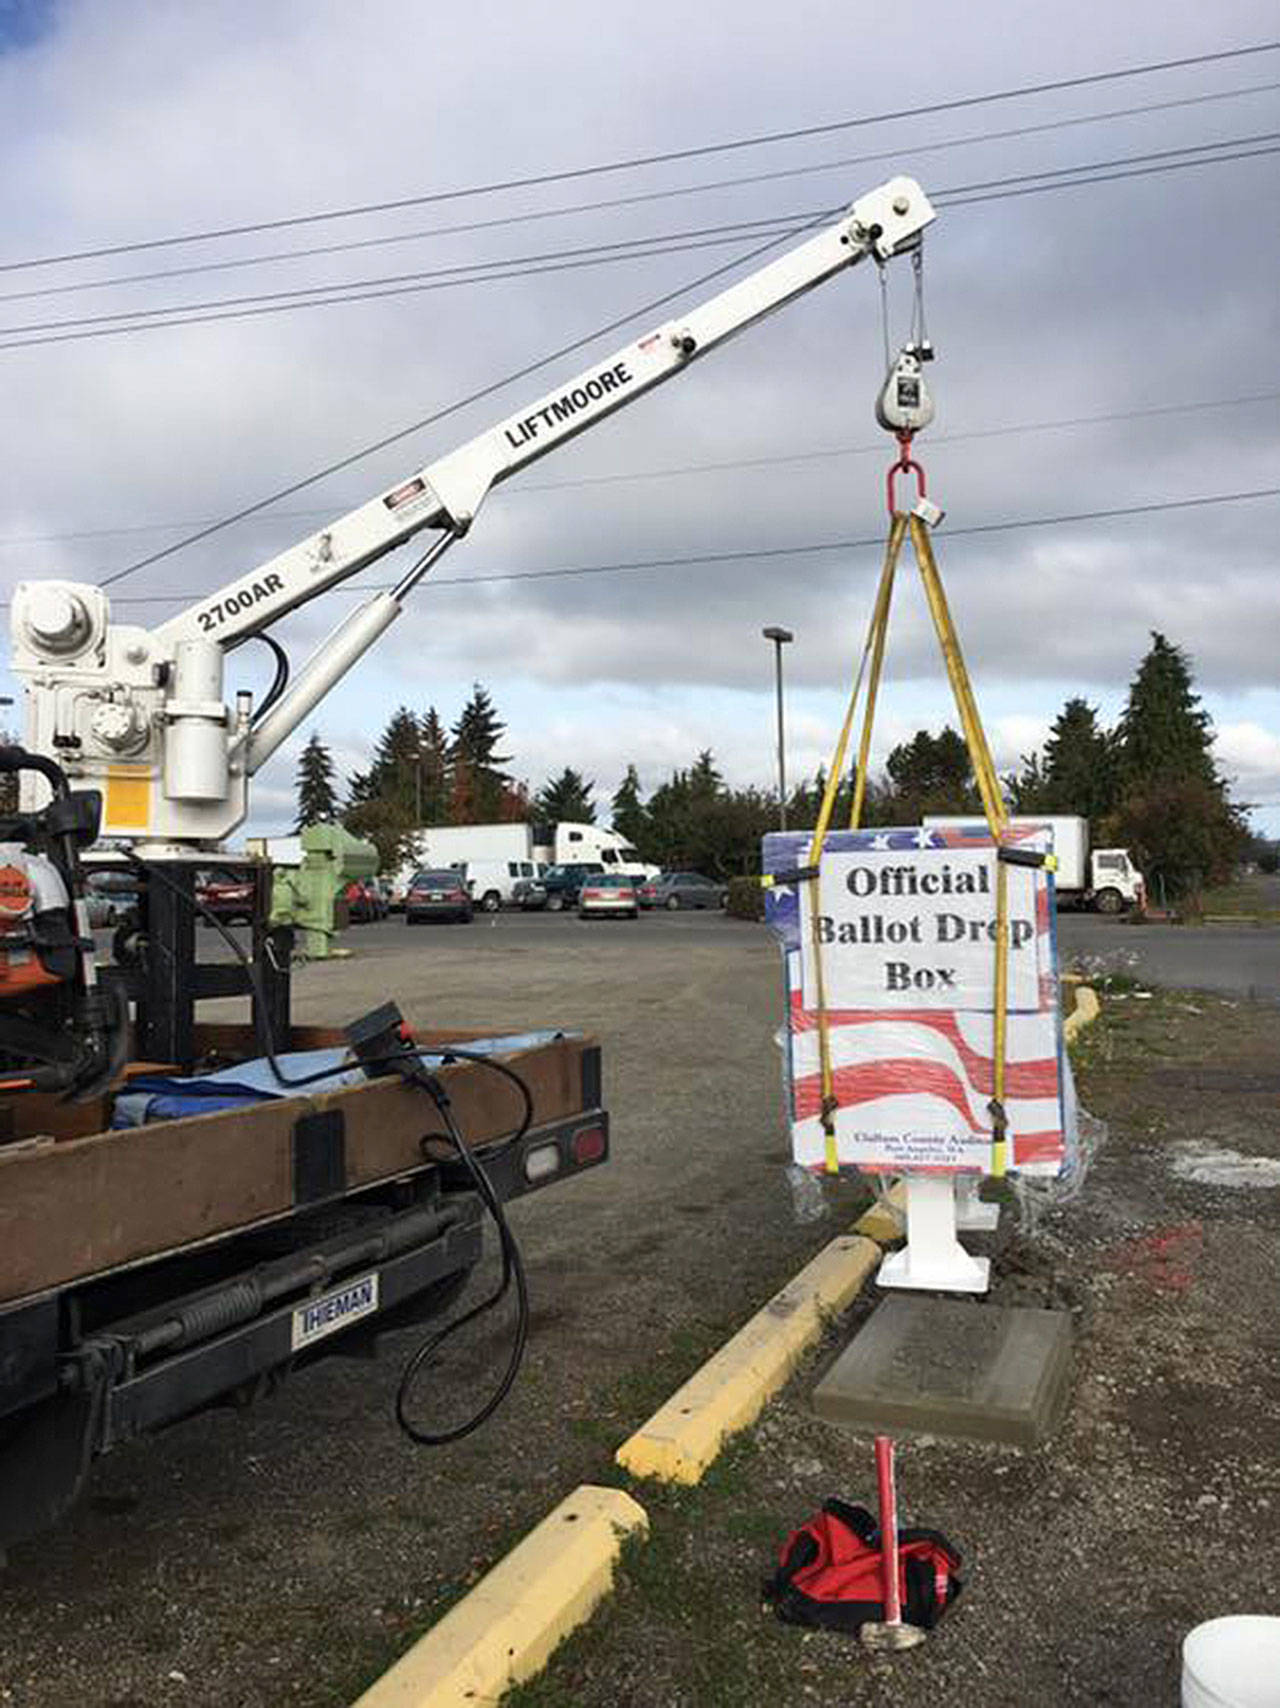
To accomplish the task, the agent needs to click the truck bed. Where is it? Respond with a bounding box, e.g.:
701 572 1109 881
0 1022 599 1307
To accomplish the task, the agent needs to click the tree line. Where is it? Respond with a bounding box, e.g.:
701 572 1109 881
293 682 606 868
295 633 1259 897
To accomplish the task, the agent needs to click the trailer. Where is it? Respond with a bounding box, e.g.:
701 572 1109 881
0 174 934 1543
923 814 1145 913
0 1019 606 1550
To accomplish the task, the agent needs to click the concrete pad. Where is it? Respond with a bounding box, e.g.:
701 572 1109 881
351 1484 646 1707
616 1234 880 1484
812 1295 1071 1447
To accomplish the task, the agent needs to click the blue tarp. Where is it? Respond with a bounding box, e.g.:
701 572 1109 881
111 1031 572 1127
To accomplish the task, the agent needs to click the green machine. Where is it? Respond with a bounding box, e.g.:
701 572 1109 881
269 824 378 959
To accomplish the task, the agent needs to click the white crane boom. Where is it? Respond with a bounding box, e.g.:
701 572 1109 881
10 176 934 851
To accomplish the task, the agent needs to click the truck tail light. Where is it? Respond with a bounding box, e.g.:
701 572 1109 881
572 1124 606 1165
524 1142 561 1184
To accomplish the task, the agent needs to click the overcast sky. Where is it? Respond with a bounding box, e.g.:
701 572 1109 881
1 0 1277 838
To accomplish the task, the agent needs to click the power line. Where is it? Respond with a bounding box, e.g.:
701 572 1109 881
937 137 1280 203
71 135 1280 591
31 487 1273 614
4 40 1277 274
7 129 1274 338
4 78 1275 308
0 210 824 338
5 133 1277 354
6 389 1277 550
93 216 831 589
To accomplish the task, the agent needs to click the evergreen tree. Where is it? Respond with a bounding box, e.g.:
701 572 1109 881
688 749 723 800
884 726 977 818
1110 777 1247 900
1109 634 1245 899
1116 633 1218 790
342 796 418 872
611 764 649 850
1004 750 1053 816
1043 697 1117 827
369 707 427 818
450 683 513 822
418 706 450 825
293 730 339 830
534 767 596 825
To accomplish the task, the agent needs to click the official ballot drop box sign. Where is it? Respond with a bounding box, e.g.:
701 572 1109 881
764 825 1067 1176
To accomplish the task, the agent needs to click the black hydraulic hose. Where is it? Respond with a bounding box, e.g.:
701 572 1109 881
248 633 290 725
130 855 537 1443
393 1062 530 1446
0 744 69 798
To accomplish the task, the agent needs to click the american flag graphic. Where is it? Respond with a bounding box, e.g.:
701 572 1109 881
763 825 1067 1177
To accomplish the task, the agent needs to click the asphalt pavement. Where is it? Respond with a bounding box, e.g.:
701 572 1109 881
1056 913 1280 1002
258 907 1280 1000
19 900 1277 1706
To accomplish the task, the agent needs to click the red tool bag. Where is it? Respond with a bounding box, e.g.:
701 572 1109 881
763 1497 963 1633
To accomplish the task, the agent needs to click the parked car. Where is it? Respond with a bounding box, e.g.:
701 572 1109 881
462 857 542 913
639 871 728 911
343 879 383 923
404 869 473 924
577 873 640 920
84 870 141 929
537 862 605 913
196 868 256 925
513 875 548 910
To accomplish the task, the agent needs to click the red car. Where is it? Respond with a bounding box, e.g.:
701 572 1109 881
195 869 256 926
343 879 383 923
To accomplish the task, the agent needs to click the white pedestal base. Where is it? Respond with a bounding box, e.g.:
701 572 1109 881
954 1174 1001 1232
877 1174 991 1294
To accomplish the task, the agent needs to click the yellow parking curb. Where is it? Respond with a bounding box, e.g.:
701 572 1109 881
1064 983 1100 1043
352 1484 647 1708
615 1234 880 1485
851 1179 907 1244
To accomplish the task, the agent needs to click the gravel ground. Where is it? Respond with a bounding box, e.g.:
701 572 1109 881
2 924 1276 1706
0 915 868 1707
508 983 1280 1707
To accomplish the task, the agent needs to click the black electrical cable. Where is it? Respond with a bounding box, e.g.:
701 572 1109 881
6 388 1276 550
76 125 1279 591
92 216 825 590
5 38 1276 274
127 853 537 1443
249 633 290 726
8 131 1278 352
4 78 1273 309
393 1060 531 1446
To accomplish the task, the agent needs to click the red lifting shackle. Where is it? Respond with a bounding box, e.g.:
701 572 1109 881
886 431 926 516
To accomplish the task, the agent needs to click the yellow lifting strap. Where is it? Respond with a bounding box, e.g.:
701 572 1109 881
804 509 1013 1178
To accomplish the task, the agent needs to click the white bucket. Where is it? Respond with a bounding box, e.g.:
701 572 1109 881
1182 1616 1280 1708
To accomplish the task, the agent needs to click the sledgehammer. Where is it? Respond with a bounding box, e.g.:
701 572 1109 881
860 1435 926 1651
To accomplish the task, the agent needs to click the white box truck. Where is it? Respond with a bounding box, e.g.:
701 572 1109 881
922 815 1145 913
394 822 655 911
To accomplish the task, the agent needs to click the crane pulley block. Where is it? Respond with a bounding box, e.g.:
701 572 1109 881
875 346 936 436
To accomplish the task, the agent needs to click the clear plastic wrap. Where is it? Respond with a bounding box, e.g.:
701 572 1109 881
764 825 1075 1182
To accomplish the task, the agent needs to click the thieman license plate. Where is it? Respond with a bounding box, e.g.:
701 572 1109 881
290 1272 380 1351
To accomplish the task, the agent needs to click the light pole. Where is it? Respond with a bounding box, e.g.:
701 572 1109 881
762 626 793 830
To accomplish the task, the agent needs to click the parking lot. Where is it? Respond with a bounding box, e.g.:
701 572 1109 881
4 911 1277 1706
2 907 868 1706
199 904 1280 1005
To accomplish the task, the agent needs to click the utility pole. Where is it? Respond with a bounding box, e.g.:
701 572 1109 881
762 627 794 830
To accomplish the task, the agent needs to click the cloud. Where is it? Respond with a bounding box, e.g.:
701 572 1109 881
1215 722 1280 808
2 0 1278 840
